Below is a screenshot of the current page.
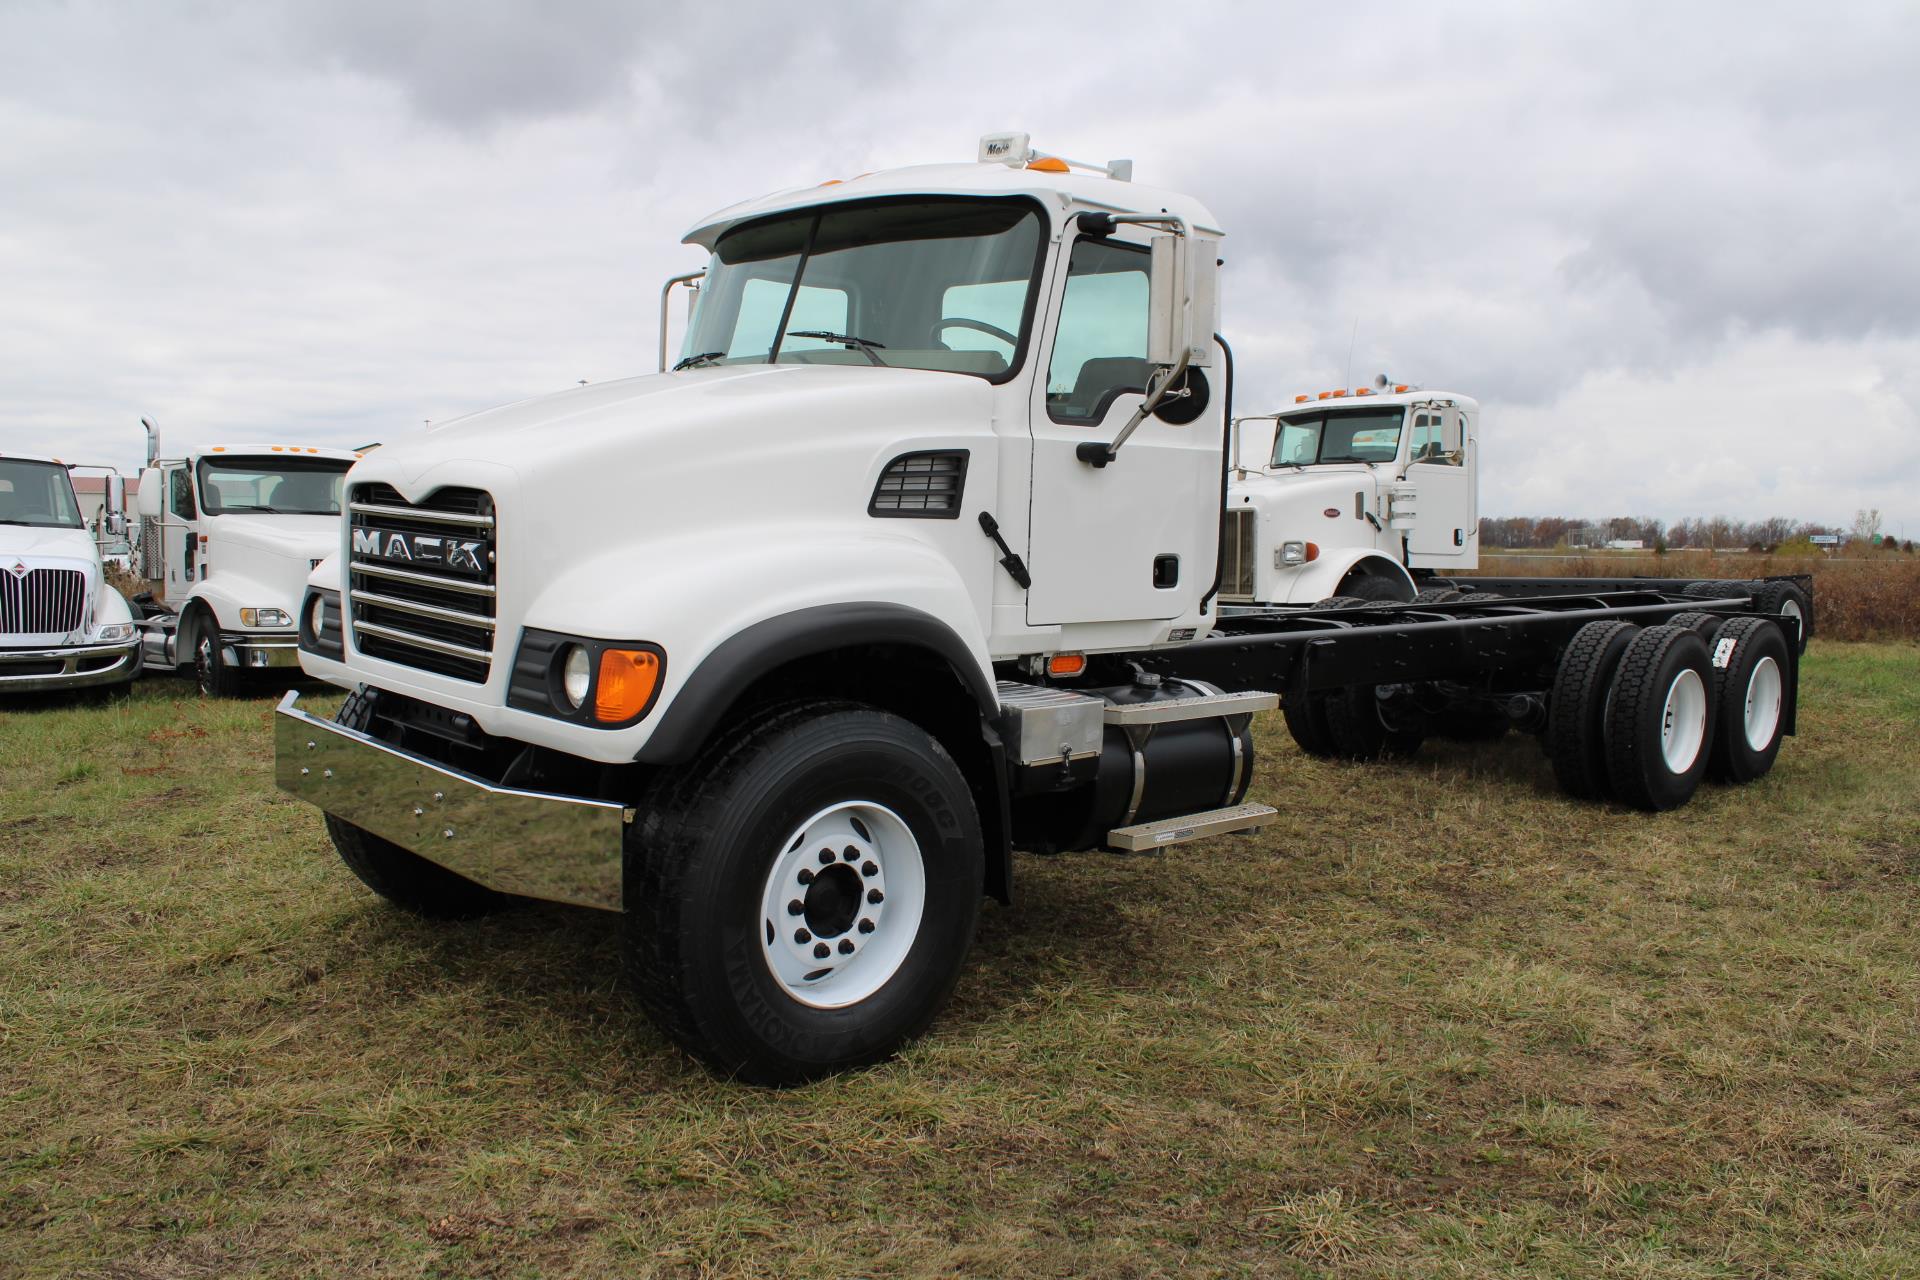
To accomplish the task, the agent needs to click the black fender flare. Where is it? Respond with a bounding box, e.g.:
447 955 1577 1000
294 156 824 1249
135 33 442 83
635 602 998 765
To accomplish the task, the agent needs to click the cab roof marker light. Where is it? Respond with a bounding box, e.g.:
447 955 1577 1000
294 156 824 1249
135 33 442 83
1294 394 1310 403
1331 389 1348 398
1354 388 1372 396
1317 391 1332 400
1394 384 1409 393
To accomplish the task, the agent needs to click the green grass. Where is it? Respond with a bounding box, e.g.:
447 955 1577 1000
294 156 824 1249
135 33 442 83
3 649 1918 1277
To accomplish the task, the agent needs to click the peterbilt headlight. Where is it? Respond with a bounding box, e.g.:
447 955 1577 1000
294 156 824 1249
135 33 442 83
1278 540 1322 566
95 622 135 642
240 607 292 628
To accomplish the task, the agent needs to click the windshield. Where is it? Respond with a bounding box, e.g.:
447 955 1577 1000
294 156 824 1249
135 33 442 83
195 456 351 516
682 198 1044 381
1272 408 1407 466
0 459 83 528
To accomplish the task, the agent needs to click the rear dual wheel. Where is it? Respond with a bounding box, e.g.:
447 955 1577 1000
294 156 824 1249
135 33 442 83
1603 625 1713 811
1704 616 1790 784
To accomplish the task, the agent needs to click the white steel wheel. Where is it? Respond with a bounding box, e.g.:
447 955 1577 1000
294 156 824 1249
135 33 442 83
1742 656 1783 752
759 800 927 1009
1659 668 1708 773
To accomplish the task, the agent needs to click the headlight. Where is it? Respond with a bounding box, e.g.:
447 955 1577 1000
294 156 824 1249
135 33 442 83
240 607 292 627
1279 540 1307 566
306 593 326 638
559 644 593 710
95 622 135 642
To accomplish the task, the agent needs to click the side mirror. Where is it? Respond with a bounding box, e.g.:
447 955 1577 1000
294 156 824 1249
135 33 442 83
1147 234 1218 369
104 474 127 535
136 468 162 519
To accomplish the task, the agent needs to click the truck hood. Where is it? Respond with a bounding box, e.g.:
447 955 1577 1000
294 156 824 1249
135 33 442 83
1232 467 1384 512
0 524 98 564
361 364 989 484
208 513 339 562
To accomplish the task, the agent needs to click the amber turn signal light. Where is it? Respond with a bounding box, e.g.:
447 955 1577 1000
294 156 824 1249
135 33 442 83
595 648 662 722
1047 652 1087 678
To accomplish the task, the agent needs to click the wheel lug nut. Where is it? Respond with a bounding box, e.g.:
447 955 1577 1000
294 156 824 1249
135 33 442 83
794 928 811 944
838 939 855 955
867 888 884 904
813 942 830 959
843 846 859 862
797 869 814 885
787 899 804 915
861 861 878 877
858 918 875 934
818 849 835 866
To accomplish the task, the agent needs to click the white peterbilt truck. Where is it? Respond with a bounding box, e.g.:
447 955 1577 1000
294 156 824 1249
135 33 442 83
0 452 140 694
1221 383 1479 605
132 423 359 696
276 135 1811 1083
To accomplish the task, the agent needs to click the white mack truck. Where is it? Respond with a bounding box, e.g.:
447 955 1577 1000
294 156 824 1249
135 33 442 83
132 422 359 696
276 134 1812 1083
0 452 140 694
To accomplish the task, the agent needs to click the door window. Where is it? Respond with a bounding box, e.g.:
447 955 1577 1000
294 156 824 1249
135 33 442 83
1411 410 1462 464
168 467 197 518
1046 238 1150 423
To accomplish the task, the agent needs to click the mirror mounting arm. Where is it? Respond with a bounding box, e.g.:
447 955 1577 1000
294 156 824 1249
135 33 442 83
1076 348 1192 468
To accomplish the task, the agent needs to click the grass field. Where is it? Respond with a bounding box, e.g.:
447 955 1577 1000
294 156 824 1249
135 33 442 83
4 647 1918 1278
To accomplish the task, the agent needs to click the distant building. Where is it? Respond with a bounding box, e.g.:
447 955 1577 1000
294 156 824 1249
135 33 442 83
1606 539 1645 551
72 474 141 529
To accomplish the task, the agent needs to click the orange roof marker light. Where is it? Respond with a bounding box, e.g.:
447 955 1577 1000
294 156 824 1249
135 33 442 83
595 648 663 723
1394 384 1409 393
1294 394 1311 403
1331 389 1348 398
1354 387 1372 396
1317 391 1332 400
1026 156 1070 173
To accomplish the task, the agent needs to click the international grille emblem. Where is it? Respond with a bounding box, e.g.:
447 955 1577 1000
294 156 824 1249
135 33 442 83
6 562 26 579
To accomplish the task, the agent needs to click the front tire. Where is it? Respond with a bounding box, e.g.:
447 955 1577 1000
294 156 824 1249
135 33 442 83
625 701 983 1085
191 617 243 698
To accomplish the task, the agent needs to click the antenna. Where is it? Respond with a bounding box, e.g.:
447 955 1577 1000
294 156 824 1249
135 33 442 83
1344 319 1360 390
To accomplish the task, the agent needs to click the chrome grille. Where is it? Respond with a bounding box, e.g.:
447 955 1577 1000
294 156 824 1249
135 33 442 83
1220 508 1256 599
1 567 87 635
347 484 496 682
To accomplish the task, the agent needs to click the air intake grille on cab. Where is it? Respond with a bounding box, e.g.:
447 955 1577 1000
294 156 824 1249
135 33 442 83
868 450 969 519
347 483 497 682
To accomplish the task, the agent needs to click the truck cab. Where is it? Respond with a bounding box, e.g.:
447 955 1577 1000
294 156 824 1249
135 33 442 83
1222 385 1480 605
0 453 140 694
134 438 358 695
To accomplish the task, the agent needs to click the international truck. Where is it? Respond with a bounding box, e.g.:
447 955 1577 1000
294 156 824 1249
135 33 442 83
0 453 140 694
131 422 359 695
275 134 1811 1083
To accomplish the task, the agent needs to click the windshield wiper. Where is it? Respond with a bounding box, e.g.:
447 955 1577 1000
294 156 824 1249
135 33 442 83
784 330 888 366
673 351 725 371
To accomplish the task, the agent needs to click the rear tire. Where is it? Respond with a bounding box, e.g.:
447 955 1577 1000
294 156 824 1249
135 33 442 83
1323 684 1425 760
1337 574 1412 603
1603 625 1714 812
1415 586 1467 604
1704 617 1790 784
1665 610 1723 638
1749 581 1812 654
625 701 983 1085
1545 621 1639 802
1283 692 1340 757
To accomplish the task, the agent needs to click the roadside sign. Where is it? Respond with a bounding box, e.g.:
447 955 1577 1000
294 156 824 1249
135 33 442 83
1809 534 1840 545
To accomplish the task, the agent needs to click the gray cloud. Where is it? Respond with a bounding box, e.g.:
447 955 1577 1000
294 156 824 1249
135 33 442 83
0 0 1915 528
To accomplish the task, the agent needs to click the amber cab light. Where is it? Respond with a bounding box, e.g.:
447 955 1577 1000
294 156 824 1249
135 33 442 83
1047 652 1087 678
595 648 662 722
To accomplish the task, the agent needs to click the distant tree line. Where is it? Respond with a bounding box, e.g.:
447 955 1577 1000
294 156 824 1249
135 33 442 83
1479 508 1912 553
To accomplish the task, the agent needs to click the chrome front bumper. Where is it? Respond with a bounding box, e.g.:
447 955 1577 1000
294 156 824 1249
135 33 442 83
227 635 303 669
274 691 630 910
0 640 140 692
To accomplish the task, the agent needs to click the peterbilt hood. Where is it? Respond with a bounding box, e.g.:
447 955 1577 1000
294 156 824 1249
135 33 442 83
0 524 100 564
360 364 992 488
1234 467 1385 512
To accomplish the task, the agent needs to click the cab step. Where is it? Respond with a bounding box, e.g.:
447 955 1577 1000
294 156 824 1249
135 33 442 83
1105 802 1278 852
1102 690 1278 726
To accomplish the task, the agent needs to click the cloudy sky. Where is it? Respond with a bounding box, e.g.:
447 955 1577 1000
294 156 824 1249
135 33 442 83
3 1 1916 532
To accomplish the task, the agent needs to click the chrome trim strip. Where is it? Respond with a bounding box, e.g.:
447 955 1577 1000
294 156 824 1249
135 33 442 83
349 501 494 529
349 589 496 631
0 640 139 690
274 691 627 911
351 620 492 663
348 561 497 597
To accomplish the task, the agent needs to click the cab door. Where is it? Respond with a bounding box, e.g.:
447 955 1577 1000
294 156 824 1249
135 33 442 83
159 464 198 599
1024 233 1221 624
1405 405 1475 564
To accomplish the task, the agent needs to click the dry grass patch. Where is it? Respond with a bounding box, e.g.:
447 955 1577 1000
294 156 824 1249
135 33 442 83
2 648 1918 1276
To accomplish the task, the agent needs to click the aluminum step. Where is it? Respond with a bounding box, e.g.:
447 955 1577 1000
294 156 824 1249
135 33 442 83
1105 802 1278 852
1102 690 1278 726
